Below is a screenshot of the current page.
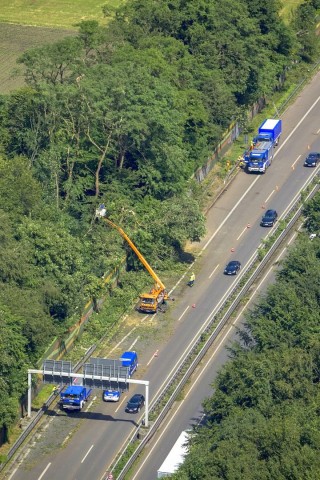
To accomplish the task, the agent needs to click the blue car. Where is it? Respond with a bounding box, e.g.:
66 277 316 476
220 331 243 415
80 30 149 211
224 260 241 275
103 390 120 402
304 152 320 167
260 209 278 227
125 394 145 413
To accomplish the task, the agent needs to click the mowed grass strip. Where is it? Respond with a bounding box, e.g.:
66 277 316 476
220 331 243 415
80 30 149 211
0 0 123 29
280 0 304 23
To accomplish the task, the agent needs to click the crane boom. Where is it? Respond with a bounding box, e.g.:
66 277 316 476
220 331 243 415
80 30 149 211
95 204 168 313
102 217 166 291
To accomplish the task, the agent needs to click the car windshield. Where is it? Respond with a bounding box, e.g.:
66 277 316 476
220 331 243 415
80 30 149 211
129 396 141 405
265 212 274 218
228 262 238 268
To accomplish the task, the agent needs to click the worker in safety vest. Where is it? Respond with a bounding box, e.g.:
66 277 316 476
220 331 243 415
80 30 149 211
238 155 245 168
188 272 195 287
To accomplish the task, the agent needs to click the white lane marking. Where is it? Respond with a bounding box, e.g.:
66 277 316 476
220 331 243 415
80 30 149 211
291 155 301 168
129 336 140 350
201 176 261 251
288 232 297 245
209 264 219 279
168 264 195 296
281 165 320 219
236 226 248 241
131 251 289 480
317 127 320 134
140 315 150 323
62 434 71 447
108 328 137 355
264 189 275 204
276 95 320 154
178 306 189 322
149 266 248 407
8 468 18 480
115 395 128 413
147 351 159 366
109 98 320 476
86 396 96 411
38 463 51 480
200 93 320 253
81 445 94 463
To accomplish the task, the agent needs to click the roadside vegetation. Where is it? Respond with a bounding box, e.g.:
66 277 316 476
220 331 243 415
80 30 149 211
0 0 319 449
173 193 320 479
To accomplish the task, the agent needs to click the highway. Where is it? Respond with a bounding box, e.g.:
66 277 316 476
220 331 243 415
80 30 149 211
4 70 320 480
131 230 297 479
122 184 308 480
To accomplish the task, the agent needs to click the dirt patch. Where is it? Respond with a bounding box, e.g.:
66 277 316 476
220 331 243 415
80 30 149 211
0 23 75 93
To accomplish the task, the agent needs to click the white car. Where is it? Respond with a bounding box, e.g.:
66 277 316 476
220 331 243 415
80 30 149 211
103 390 120 402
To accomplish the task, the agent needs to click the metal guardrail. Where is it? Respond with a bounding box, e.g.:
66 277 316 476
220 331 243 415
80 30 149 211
0 58 318 477
113 174 319 479
3 175 318 476
0 344 97 470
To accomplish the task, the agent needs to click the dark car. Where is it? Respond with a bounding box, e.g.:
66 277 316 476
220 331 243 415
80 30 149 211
125 394 145 413
304 152 320 167
224 260 241 275
260 209 278 227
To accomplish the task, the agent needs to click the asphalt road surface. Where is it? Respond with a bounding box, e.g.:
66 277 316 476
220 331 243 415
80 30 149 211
131 226 299 479
4 70 320 480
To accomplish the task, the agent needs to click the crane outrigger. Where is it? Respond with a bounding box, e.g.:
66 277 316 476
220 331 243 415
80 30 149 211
96 205 168 313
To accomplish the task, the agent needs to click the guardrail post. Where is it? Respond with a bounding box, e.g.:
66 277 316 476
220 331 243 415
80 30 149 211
27 372 32 418
144 382 149 427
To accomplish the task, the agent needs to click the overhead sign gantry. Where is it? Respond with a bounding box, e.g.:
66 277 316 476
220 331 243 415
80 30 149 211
28 357 150 426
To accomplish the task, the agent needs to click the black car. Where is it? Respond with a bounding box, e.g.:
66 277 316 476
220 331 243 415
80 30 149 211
125 394 145 413
260 209 278 227
304 152 320 167
224 260 241 275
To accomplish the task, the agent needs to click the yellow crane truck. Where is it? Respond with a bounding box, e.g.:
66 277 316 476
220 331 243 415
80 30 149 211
96 205 168 313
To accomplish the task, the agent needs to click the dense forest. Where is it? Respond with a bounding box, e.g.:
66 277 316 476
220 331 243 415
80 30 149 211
0 0 319 440
174 193 320 479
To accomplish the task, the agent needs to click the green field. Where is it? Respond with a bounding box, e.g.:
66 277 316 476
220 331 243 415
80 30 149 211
0 0 123 93
0 23 76 93
0 0 123 29
0 0 307 94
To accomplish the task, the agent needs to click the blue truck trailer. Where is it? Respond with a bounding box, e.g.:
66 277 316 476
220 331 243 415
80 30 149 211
243 118 282 172
120 351 138 375
253 119 282 146
60 386 92 411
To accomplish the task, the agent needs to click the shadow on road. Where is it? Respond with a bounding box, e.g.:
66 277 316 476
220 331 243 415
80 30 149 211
45 408 140 426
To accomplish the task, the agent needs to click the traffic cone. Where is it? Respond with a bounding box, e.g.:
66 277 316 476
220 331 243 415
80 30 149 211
231 247 235 252
192 304 196 308
247 224 251 228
